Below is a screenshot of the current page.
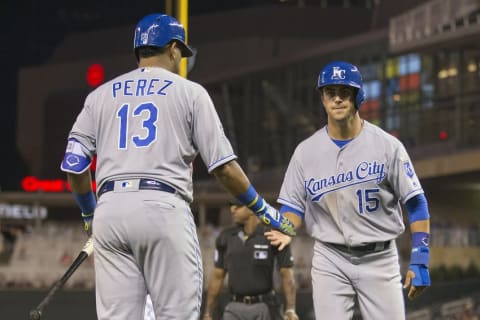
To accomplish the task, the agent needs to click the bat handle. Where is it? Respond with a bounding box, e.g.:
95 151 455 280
29 309 42 320
82 237 94 256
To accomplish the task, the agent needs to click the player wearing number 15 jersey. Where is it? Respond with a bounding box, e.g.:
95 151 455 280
60 13 295 320
270 61 431 320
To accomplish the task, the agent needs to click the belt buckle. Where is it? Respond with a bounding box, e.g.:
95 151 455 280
243 296 252 304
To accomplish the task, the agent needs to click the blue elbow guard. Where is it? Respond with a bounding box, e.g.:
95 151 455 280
61 139 93 174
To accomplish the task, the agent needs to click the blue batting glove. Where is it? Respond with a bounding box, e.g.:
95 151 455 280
408 264 431 286
258 204 296 237
409 240 430 287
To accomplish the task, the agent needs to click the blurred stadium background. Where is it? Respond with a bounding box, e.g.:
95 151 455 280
1 0 480 319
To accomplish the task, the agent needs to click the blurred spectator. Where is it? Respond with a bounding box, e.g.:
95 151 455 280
0 230 4 254
444 220 453 245
430 220 480 247
468 223 479 247
457 301 479 320
0 224 24 263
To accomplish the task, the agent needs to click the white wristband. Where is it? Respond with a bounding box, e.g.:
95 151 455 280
285 308 296 314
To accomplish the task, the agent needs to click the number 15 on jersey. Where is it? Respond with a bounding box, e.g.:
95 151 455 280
356 188 380 214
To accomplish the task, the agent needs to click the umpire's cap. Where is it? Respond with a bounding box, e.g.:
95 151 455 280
317 61 366 108
133 13 194 58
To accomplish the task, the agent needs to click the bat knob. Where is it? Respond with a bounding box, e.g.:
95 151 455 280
29 309 42 320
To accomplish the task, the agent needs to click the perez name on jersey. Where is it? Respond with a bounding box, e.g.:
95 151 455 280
112 78 173 98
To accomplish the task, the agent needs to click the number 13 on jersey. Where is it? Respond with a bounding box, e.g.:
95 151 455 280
117 102 159 149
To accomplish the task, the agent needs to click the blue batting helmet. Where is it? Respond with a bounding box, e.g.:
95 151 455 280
317 61 365 107
133 13 194 57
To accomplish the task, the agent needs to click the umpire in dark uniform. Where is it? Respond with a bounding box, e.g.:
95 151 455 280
203 201 299 320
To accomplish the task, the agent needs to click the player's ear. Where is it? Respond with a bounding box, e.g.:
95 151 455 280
168 42 179 61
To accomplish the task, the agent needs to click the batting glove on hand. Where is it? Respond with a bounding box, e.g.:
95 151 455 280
257 204 296 237
404 245 430 300
81 212 93 237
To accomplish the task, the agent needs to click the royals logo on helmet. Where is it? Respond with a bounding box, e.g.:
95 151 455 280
331 66 346 80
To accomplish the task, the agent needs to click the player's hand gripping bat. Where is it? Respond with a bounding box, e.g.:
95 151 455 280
28 237 94 320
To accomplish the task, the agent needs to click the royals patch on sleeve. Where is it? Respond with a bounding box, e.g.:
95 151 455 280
403 161 415 178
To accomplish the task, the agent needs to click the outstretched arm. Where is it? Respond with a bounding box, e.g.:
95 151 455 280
203 268 226 320
212 161 296 236
211 160 250 195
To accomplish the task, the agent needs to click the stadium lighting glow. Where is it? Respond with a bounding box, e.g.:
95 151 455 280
86 63 105 87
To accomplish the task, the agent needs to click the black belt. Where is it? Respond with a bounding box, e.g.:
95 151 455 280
231 292 272 305
98 178 175 197
327 240 391 253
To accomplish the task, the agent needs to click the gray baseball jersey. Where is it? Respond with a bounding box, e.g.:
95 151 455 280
278 120 424 246
67 66 237 202
63 66 236 319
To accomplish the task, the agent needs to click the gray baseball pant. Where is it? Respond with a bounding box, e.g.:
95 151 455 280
93 190 203 320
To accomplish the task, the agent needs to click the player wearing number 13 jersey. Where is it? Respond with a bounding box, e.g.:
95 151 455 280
72 62 221 203
60 13 295 320
273 61 431 320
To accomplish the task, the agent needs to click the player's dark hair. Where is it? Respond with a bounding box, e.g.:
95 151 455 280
135 45 168 61
135 40 187 62
320 86 360 109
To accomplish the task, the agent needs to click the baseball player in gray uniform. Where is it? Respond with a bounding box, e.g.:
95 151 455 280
267 61 431 319
60 13 295 320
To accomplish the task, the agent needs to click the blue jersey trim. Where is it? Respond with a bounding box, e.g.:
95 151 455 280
402 188 424 204
280 205 304 219
277 198 304 214
331 138 353 148
207 154 237 173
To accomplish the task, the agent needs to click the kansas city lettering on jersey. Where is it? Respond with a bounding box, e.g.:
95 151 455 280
305 160 386 201
112 79 173 98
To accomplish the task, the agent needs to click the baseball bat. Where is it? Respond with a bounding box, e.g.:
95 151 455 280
28 237 94 320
